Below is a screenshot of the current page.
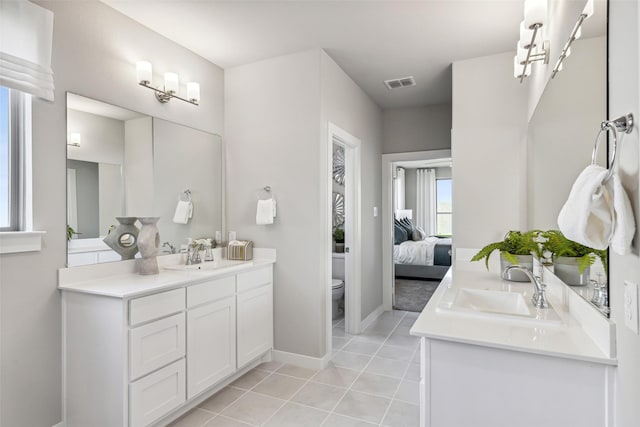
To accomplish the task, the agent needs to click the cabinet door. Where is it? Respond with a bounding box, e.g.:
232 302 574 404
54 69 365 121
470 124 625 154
237 283 273 368
187 296 236 398
129 359 185 427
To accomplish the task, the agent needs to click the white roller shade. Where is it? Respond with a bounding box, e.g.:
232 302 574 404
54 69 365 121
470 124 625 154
0 0 54 101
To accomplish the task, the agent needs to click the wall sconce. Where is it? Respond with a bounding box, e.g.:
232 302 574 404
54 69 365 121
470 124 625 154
67 132 81 147
551 0 593 79
514 0 550 83
136 61 200 106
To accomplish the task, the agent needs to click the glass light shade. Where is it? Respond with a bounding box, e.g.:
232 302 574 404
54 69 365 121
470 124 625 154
519 21 535 49
564 47 572 58
187 82 200 102
524 0 547 29
68 132 81 147
583 0 594 18
164 72 179 94
136 61 152 84
514 56 531 79
574 25 582 40
516 45 529 65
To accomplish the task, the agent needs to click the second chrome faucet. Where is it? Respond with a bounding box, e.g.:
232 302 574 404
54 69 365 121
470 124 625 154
502 265 548 309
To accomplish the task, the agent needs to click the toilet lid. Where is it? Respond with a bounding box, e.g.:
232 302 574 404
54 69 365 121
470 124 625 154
332 279 343 289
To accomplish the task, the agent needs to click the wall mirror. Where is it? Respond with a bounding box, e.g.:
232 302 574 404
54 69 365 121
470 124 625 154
66 93 223 266
527 1 608 314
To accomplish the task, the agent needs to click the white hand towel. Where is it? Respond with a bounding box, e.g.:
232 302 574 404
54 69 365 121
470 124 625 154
557 164 613 250
256 198 275 225
173 200 192 224
609 173 635 255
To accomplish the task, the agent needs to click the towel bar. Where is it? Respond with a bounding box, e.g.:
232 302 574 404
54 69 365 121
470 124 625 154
591 113 634 182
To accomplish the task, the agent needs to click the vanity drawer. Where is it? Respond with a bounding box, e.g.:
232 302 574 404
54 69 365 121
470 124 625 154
129 313 186 381
187 276 235 308
129 358 186 427
130 288 185 326
237 266 272 293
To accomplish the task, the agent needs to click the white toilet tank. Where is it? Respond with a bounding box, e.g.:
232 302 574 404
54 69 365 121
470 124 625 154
332 253 345 280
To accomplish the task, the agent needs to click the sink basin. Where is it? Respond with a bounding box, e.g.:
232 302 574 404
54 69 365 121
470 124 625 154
163 259 252 271
438 288 562 324
453 289 531 316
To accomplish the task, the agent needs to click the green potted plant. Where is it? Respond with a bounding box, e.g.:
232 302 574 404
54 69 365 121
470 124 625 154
67 225 80 241
333 228 345 253
541 230 607 286
471 230 542 281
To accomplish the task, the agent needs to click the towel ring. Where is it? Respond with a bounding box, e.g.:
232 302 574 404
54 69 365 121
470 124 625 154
591 113 634 183
179 189 192 202
257 186 272 200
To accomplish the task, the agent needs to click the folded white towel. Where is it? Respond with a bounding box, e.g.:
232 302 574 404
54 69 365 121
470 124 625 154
557 165 612 250
609 172 635 255
173 200 193 224
256 198 276 225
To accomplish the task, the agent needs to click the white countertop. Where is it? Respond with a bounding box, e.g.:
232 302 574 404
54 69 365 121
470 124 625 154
58 249 276 299
410 262 617 366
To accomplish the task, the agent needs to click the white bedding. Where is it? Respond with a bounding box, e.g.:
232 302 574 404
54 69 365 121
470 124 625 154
393 236 452 266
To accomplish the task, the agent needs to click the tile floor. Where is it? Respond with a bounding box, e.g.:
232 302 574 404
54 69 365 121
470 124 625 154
169 310 421 427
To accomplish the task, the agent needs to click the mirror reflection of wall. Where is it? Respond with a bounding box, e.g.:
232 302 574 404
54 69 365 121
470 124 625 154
66 93 223 267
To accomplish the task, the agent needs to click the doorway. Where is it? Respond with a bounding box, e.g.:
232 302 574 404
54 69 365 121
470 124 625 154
326 123 362 357
381 149 452 310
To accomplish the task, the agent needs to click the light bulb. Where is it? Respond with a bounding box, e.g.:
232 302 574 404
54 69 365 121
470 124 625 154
136 61 152 85
524 0 547 29
187 82 200 103
519 21 536 49
164 72 179 94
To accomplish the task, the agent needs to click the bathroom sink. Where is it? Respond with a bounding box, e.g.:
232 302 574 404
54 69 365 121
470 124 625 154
453 289 531 316
163 259 252 271
438 288 562 324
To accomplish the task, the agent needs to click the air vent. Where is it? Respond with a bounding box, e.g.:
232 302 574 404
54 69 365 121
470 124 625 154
384 76 416 90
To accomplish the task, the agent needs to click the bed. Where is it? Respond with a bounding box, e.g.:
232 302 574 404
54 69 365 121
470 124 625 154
394 236 452 280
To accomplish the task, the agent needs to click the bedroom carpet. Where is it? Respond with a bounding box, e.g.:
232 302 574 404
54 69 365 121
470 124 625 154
393 279 441 312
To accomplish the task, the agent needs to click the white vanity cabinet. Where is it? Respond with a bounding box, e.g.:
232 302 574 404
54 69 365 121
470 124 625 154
61 262 274 427
237 267 274 368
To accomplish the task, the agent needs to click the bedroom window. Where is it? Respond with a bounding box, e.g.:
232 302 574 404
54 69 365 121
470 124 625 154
0 86 14 230
436 178 452 236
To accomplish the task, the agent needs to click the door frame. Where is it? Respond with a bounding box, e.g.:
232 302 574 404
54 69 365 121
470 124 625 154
326 123 362 355
381 149 452 310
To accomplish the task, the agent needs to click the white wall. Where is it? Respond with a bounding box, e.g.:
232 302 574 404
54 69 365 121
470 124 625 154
382 104 451 154
451 52 528 251
320 50 383 325
124 116 154 215
609 1 640 424
66 109 125 165
225 48 382 359
0 2 224 425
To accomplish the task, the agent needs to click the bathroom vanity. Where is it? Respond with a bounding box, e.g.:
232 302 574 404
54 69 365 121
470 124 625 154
410 260 616 427
58 251 275 427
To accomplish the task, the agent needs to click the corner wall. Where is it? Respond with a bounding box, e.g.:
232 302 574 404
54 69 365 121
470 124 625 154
608 1 640 425
0 2 224 425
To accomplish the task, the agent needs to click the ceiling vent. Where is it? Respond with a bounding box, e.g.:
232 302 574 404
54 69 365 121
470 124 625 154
384 76 416 90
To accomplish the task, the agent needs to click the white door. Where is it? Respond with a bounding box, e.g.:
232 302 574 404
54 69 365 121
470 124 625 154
187 296 236 398
237 284 273 368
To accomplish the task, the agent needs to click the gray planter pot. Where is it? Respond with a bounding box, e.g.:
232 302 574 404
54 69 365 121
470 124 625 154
500 254 534 282
554 256 590 286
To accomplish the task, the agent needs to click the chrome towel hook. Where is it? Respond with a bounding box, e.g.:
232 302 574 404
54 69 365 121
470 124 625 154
591 113 634 183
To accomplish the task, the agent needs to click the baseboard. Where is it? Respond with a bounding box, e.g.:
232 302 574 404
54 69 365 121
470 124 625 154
272 349 332 370
360 304 385 332
52 422 66 427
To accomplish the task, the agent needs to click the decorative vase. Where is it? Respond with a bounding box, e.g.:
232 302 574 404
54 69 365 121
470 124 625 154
103 217 139 260
553 256 591 286
500 253 534 282
137 217 161 275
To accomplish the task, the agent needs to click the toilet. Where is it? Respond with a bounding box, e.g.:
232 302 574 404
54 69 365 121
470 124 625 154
332 253 345 320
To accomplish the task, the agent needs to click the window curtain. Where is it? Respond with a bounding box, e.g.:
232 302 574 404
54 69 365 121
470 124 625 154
394 167 405 214
0 0 55 101
416 168 436 235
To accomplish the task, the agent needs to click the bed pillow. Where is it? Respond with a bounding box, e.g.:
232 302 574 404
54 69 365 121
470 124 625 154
399 217 415 237
412 226 426 241
394 223 408 245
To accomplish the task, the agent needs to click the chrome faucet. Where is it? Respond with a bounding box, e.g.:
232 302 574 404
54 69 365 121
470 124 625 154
502 265 548 309
162 241 176 254
186 246 202 265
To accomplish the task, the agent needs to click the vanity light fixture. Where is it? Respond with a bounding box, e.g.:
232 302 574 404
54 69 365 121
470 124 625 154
514 0 550 83
67 132 81 147
136 61 200 106
551 0 592 79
